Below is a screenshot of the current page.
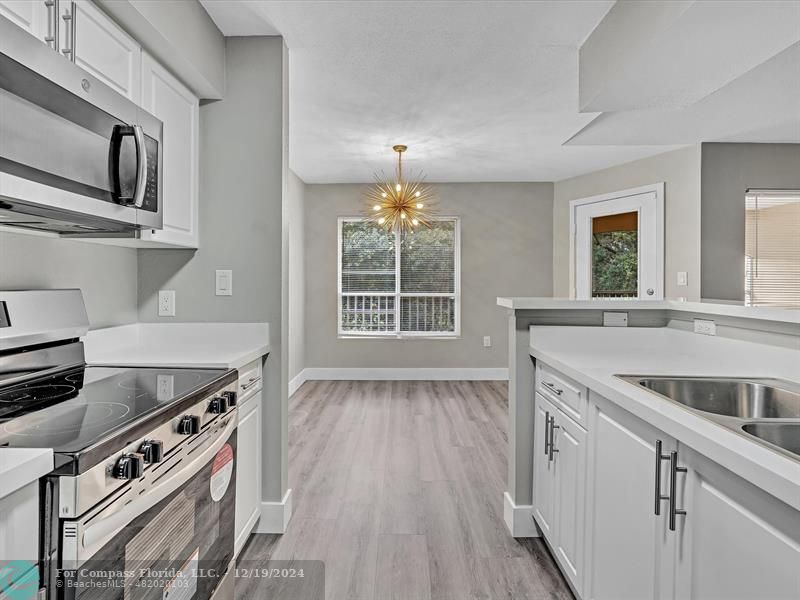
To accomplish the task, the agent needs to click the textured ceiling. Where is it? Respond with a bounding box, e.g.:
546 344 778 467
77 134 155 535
200 1 800 183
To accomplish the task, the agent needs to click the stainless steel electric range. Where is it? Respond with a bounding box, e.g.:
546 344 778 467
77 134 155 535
0 290 239 600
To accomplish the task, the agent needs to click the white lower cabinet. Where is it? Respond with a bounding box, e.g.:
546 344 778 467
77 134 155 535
234 378 262 555
584 392 676 600
532 391 587 595
672 445 800 600
533 392 556 538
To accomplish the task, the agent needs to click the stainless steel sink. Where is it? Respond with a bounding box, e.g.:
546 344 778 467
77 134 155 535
618 375 800 461
631 377 800 419
742 423 800 457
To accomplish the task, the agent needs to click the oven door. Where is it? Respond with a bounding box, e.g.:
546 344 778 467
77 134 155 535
0 19 162 234
57 416 237 600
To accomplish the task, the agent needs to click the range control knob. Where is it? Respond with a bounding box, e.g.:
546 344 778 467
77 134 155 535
177 415 201 435
208 396 228 414
113 454 144 480
221 390 238 407
138 440 164 464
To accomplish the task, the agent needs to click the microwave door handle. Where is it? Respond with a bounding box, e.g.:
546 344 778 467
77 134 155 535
131 124 147 208
108 124 134 204
81 416 236 553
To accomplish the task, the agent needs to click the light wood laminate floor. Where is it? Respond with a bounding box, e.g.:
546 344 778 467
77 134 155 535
237 380 574 600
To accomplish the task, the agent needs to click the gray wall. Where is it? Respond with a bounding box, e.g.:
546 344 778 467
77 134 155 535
701 142 800 303
97 0 226 98
553 145 702 300
137 37 287 502
287 170 305 382
303 182 553 370
0 231 138 328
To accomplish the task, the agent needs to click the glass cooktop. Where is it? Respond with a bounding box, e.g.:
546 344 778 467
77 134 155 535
0 365 227 455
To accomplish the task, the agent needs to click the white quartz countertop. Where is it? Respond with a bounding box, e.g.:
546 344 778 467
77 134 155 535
528 326 800 510
0 448 53 500
498 297 800 324
84 322 270 370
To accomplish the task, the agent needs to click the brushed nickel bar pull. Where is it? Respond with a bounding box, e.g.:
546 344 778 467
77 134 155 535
61 2 74 60
44 0 58 50
542 381 563 396
543 411 551 455
548 418 560 462
654 439 670 515
668 450 688 531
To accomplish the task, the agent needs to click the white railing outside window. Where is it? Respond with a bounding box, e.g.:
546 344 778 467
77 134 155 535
338 217 461 337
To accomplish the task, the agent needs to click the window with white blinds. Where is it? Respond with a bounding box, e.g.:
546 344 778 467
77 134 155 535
338 218 460 336
744 190 800 308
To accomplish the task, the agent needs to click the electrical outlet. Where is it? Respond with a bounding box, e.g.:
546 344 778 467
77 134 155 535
677 271 688 287
483 336 492 347
158 290 175 317
157 375 174 402
603 311 628 327
216 270 232 296
693 318 716 336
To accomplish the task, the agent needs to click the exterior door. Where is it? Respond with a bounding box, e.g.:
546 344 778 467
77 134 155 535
572 183 664 300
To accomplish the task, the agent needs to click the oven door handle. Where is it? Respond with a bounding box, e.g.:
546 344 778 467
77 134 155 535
81 416 236 551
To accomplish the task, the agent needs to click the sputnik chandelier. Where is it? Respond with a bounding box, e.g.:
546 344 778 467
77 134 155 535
364 144 437 232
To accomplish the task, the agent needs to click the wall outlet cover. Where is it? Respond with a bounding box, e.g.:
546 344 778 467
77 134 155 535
158 290 175 317
215 270 233 296
483 336 492 347
603 311 628 327
693 318 717 336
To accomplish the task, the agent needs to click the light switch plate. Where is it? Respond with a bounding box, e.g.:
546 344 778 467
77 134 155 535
483 336 492 347
603 311 628 327
677 271 688 286
215 270 232 296
158 290 175 317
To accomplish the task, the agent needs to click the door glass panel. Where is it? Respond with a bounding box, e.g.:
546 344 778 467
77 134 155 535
591 211 638 298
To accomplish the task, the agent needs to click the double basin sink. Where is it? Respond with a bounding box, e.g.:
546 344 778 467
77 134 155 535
618 376 800 460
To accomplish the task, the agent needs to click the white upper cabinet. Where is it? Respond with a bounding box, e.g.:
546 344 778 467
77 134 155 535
672 445 800 600
138 51 199 249
0 1 48 43
63 0 141 102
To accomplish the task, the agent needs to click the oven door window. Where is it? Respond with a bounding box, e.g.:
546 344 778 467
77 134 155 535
59 428 236 600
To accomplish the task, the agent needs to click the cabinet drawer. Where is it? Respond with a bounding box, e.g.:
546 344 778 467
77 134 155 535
238 358 263 399
536 362 588 427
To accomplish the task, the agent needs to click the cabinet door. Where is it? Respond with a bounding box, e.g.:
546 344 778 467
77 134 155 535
66 0 141 102
139 51 199 248
0 0 49 44
552 409 587 595
235 391 262 555
532 392 557 539
673 445 800 600
585 393 675 600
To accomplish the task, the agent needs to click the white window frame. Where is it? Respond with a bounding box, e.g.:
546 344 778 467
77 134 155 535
337 216 461 339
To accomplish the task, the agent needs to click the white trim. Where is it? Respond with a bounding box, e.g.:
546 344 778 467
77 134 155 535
289 371 306 397
337 216 461 338
503 491 540 537
254 488 293 534
569 183 665 300
299 367 508 381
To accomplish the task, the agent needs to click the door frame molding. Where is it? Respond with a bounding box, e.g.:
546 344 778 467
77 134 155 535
568 182 665 300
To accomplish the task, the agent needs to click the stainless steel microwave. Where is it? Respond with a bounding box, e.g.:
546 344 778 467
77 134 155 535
0 16 162 235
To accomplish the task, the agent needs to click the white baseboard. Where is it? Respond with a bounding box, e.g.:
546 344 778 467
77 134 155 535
503 491 540 538
289 371 306 397
254 488 293 534
297 367 508 382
